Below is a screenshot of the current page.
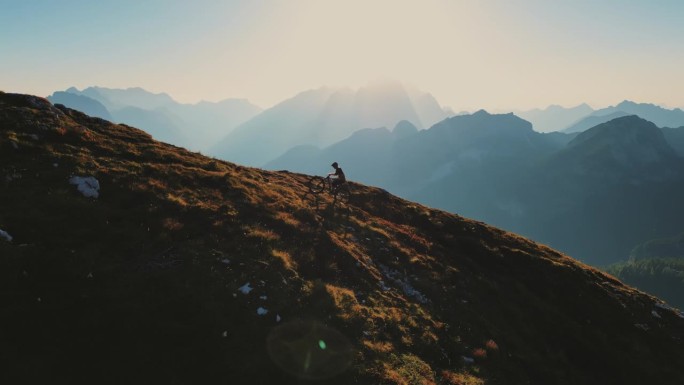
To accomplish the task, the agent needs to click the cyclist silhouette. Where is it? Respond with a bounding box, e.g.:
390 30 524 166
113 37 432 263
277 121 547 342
327 162 346 192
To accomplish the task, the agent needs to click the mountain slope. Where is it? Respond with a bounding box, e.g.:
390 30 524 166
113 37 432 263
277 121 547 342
1 92 684 385
662 126 684 156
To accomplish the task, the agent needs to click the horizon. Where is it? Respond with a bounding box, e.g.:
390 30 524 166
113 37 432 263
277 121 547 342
45 84 684 115
2 0 684 111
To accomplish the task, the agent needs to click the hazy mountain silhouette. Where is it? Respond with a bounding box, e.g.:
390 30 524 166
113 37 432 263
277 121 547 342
606 101 684 128
384 112 575 247
210 82 450 166
562 111 631 133
73 86 176 110
112 105 189 146
47 91 112 121
3 91 684 384
516 103 593 132
524 116 684 265
52 87 262 151
558 115 680 178
172 98 263 150
563 100 684 133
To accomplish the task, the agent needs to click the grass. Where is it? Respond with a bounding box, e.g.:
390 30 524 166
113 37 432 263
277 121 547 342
1 92 684 384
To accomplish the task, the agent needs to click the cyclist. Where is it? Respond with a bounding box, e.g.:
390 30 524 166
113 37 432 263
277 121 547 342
327 162 346 192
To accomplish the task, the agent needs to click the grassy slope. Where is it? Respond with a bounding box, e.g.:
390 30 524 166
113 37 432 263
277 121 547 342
1 92 683 385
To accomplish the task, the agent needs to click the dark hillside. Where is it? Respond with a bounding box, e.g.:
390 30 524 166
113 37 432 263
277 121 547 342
1 92 683 384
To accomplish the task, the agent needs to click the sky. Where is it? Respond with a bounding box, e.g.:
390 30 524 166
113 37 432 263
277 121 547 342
1 0 683 111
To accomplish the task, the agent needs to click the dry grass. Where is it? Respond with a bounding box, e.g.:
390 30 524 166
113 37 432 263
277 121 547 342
440 371 485 385
272 249 296 270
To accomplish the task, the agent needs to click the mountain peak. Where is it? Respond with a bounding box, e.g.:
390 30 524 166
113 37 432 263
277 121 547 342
569 115 662 147
615 100 658 109
392 119 418 138
564 115 679 174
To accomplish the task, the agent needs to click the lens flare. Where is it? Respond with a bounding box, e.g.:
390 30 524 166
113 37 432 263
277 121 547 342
267 319 353 380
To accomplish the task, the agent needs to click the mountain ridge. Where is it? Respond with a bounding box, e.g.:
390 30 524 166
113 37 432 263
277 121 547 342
563 100 684 133
49 86 263 151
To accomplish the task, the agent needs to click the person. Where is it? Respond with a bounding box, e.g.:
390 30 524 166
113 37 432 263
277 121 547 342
327 162 346 192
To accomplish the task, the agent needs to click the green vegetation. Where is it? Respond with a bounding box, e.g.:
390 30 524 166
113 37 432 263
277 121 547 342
605 258 684 310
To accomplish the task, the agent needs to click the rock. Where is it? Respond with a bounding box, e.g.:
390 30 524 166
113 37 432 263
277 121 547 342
238 283 253 294
69 176 100 198
0 229 12 242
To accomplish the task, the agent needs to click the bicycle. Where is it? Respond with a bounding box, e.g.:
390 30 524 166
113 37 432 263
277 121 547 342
307 175 351 204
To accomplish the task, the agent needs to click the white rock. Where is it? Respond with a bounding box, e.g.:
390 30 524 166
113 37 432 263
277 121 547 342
652 310 661 319
462 356 475 364
276 314 281 322
257 307 268 316
634 323 649 331
238 283 253 294
260 295 267 300
221 258 230 265
69 176 100 198
222 331 228 338
0 229 12 242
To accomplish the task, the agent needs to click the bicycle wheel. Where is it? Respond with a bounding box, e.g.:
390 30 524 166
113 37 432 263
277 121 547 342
308 176 327 194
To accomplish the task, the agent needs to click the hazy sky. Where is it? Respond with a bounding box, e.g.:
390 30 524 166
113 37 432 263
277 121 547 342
1 0 683 111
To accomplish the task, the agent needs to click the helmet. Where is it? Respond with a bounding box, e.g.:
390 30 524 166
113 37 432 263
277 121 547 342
331 162 338 168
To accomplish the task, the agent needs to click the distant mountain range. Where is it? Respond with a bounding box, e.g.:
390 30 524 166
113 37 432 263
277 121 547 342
208 81 452 166
48 86 262 151
515 100 684 134
562 100 684 133
269 112 684 266
516 103 594 133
